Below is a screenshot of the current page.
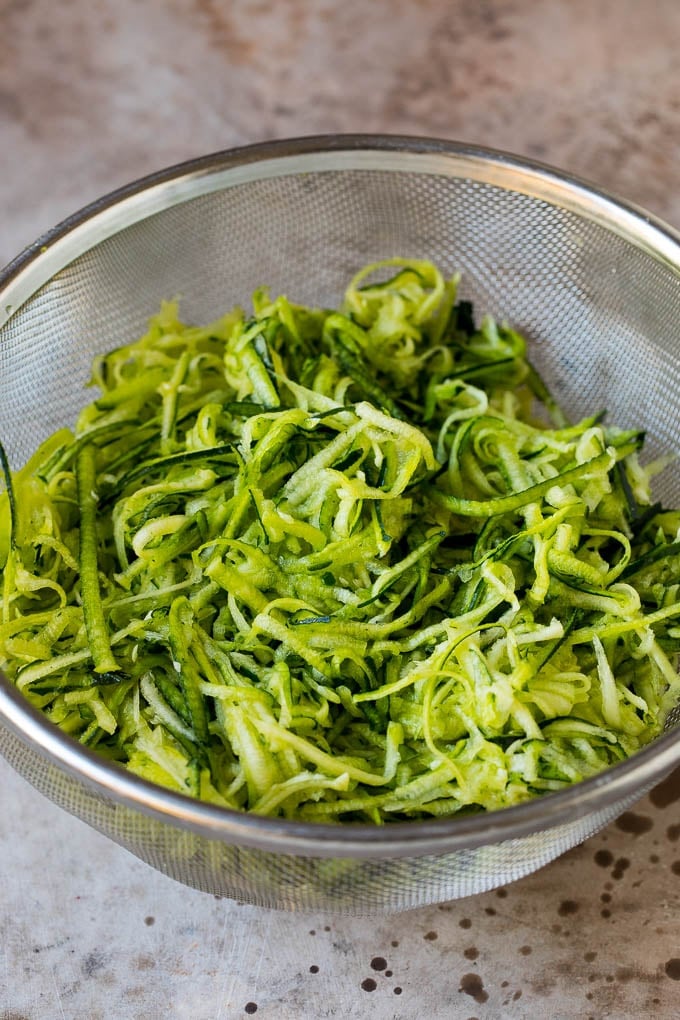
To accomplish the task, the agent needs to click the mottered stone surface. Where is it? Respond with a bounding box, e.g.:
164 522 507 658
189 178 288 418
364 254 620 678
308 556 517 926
2 0 680 266
1 1 680 1017
1 761 679 1018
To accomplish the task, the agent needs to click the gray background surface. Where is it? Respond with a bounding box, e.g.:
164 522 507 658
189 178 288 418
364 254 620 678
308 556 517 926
1 2 680 1017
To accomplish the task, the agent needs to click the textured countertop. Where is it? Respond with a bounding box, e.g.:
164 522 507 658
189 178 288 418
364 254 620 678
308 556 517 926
1 2 680 1018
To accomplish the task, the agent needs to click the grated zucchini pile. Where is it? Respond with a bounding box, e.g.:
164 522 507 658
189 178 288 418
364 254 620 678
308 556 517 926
1 258 679 821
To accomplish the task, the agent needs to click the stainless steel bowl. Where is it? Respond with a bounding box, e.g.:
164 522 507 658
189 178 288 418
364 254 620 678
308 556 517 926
1 136 679 912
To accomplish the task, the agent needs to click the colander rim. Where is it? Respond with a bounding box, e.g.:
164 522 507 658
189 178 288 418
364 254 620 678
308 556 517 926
1 133 679 860
3 133 680 323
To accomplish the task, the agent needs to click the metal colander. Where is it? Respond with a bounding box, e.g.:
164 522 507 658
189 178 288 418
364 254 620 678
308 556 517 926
1 136 679 913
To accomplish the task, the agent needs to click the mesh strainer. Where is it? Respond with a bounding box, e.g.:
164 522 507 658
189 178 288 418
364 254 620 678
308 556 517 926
1 136 679 913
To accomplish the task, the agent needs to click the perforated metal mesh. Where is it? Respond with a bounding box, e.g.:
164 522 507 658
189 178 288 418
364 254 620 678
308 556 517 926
0 720 649 910
1 141 679 911
4 166 680 475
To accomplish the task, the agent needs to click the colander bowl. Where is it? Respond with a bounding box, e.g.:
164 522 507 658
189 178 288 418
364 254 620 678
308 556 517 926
1 135 679 913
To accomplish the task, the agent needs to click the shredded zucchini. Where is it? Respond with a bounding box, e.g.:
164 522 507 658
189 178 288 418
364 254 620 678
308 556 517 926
1 258 679 821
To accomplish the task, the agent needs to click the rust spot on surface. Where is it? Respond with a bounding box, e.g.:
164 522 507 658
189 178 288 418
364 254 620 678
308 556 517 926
464 947 479 960
558 899 579 917
424 931 438 941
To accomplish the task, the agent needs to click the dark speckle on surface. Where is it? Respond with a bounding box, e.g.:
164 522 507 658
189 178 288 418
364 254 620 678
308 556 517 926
667 823 680 842
459 918 472 929
612 857 631 880
361 978 377 992
594 849 614 868
649 767 680 809
615 812 654 835
370 957 387 971
309 965 319 974
460 973 489 1004
244 1004 258 1015
671 860 680 876
558 900 579 917
665 960 680 981
424 931 438 941
519 945 532 956
464 947 479 961
143 916 155 927
393 987 402 995
496 888 508 899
